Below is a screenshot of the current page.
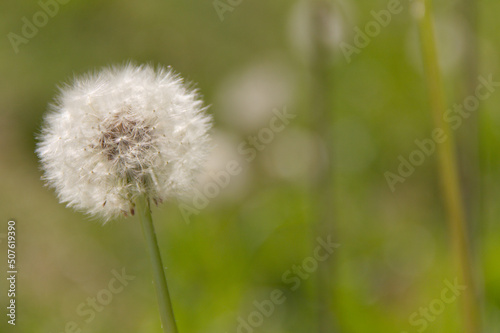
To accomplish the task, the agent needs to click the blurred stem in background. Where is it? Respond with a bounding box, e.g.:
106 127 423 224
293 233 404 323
457 0 479 262
457 0 485 321
309 0 339 332
137 196 179 333
415 0 481 332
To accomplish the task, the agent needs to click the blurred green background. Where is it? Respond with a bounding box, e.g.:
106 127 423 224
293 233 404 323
1 0 499 332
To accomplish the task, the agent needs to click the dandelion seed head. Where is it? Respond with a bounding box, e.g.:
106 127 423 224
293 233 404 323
37 64 212 221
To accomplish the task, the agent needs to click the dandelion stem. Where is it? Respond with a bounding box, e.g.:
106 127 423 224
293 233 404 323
137 196 178 333
415 1 480 332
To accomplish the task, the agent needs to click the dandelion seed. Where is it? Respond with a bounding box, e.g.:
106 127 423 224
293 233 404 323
37 63 212 221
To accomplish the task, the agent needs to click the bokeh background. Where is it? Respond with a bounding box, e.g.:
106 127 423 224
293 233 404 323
1 0 499 332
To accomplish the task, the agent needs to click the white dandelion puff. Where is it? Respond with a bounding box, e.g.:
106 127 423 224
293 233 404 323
37 63 212 220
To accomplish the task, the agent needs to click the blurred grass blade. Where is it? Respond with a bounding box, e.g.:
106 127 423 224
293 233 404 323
309 0 339 332
415 0 481 332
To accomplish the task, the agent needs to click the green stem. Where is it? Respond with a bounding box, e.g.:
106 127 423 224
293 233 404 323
415 1 480 332
137 196 179 333
309 1 338 332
